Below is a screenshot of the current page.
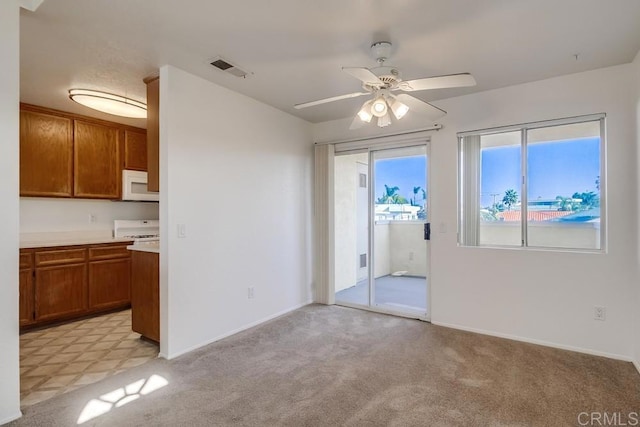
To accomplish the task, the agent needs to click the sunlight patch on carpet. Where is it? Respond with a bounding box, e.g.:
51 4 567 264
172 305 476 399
77 374 169 424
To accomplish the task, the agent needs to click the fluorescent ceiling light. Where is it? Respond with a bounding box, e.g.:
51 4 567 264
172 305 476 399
69 89 147 119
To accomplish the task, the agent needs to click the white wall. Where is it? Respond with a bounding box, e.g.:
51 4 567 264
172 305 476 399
20 198 158 233
0 0 22 423
374 223 391 278
634 50 640 372
480 222 600 249
334 153 369 292
334 155 360 292
159 65 313 359
314 64 638 360
389 222 428 276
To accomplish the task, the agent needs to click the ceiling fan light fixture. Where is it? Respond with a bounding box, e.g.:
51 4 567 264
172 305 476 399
377 112 392 128
357 100 374 122
390 98 409 120
68 89 147 118
371 96 388 118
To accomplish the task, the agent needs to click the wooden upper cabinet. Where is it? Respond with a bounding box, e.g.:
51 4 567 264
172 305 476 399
20 104 147 200
74 120 120 199
124 129 147 171
145 77 159 192
20 110 73 197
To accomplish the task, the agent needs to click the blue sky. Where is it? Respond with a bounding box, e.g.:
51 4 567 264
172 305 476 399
480 137 600 207
371 137 600 209
374 155 427 204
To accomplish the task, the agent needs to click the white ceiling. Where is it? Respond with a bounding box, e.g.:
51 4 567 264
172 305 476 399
20 0 640 128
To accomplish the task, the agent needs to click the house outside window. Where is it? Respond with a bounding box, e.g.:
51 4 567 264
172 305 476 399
458 114 605 251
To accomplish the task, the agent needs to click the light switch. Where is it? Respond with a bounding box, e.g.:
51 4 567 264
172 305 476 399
439 222 447 233
177 224 186 238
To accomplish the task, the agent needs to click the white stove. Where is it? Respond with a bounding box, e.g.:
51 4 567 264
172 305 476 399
114 220 159 243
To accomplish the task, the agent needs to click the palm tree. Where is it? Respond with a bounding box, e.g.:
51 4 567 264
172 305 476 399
571 191 599 210
555 196 575 211
412 186 421 206
377 184 400 204
502 189 518 211
392 194 409 204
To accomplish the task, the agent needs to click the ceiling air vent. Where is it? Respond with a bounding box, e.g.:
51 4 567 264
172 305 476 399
209 56 250 78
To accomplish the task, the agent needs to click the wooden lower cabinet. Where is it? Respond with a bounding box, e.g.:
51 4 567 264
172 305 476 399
131 251 159 342
19 269 34 326
89 258 131 310
19 251 34 326
20 242 133 329
35 263 87 322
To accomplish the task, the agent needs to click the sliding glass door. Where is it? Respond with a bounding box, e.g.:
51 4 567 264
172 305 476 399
334 144 429 319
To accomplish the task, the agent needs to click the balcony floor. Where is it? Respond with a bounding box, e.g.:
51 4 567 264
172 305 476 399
335 275 427 312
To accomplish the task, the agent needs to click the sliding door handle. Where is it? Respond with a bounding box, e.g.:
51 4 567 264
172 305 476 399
424 223 431 240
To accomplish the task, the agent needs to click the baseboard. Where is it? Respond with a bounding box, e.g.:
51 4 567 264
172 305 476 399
633 360 640 375
0 411 22 425
431 320 633 362
164 300 313 360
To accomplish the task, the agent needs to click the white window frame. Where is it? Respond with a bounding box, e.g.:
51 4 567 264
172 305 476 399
457 114 606 252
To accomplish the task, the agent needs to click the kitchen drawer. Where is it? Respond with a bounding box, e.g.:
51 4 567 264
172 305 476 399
35 248 87 266
89 244 131 261
19 252 33 269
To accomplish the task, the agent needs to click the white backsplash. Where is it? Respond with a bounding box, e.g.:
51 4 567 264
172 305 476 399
20 197 159 233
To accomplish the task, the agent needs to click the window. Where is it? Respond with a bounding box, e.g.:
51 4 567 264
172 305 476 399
458 115 604 251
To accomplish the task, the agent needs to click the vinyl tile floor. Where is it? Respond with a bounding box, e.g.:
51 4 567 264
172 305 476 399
20 309 158 408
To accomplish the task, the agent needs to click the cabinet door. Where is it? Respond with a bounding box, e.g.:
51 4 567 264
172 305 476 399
145 77 159 192
19 269 34 326
20 110 73 197
35 263 87 321
74 120 120 199
124 130 147 171
88 258 131 310
131 251 159 341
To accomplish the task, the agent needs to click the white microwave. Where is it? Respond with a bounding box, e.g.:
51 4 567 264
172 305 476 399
122 170 159 201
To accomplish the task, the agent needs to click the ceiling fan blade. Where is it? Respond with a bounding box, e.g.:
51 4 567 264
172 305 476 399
349 115 367 130
342 67 383 86
395 94 446 120
400 73 476 92
294 92 369 109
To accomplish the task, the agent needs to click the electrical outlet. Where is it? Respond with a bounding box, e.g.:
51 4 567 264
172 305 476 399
594 306 606 321
409 252 414 261
248 287 255 299
89 213 97 223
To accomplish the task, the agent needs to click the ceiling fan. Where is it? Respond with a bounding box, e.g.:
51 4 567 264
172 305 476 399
294 41 476 129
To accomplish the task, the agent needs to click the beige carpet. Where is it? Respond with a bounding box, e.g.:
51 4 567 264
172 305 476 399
10 304 640 426
20 309 158 407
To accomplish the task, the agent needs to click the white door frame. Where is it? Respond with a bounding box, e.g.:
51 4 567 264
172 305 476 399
332 138 432 322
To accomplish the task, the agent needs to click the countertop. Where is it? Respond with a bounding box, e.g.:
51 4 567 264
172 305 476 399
127 242 160 254
20 231 133 249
